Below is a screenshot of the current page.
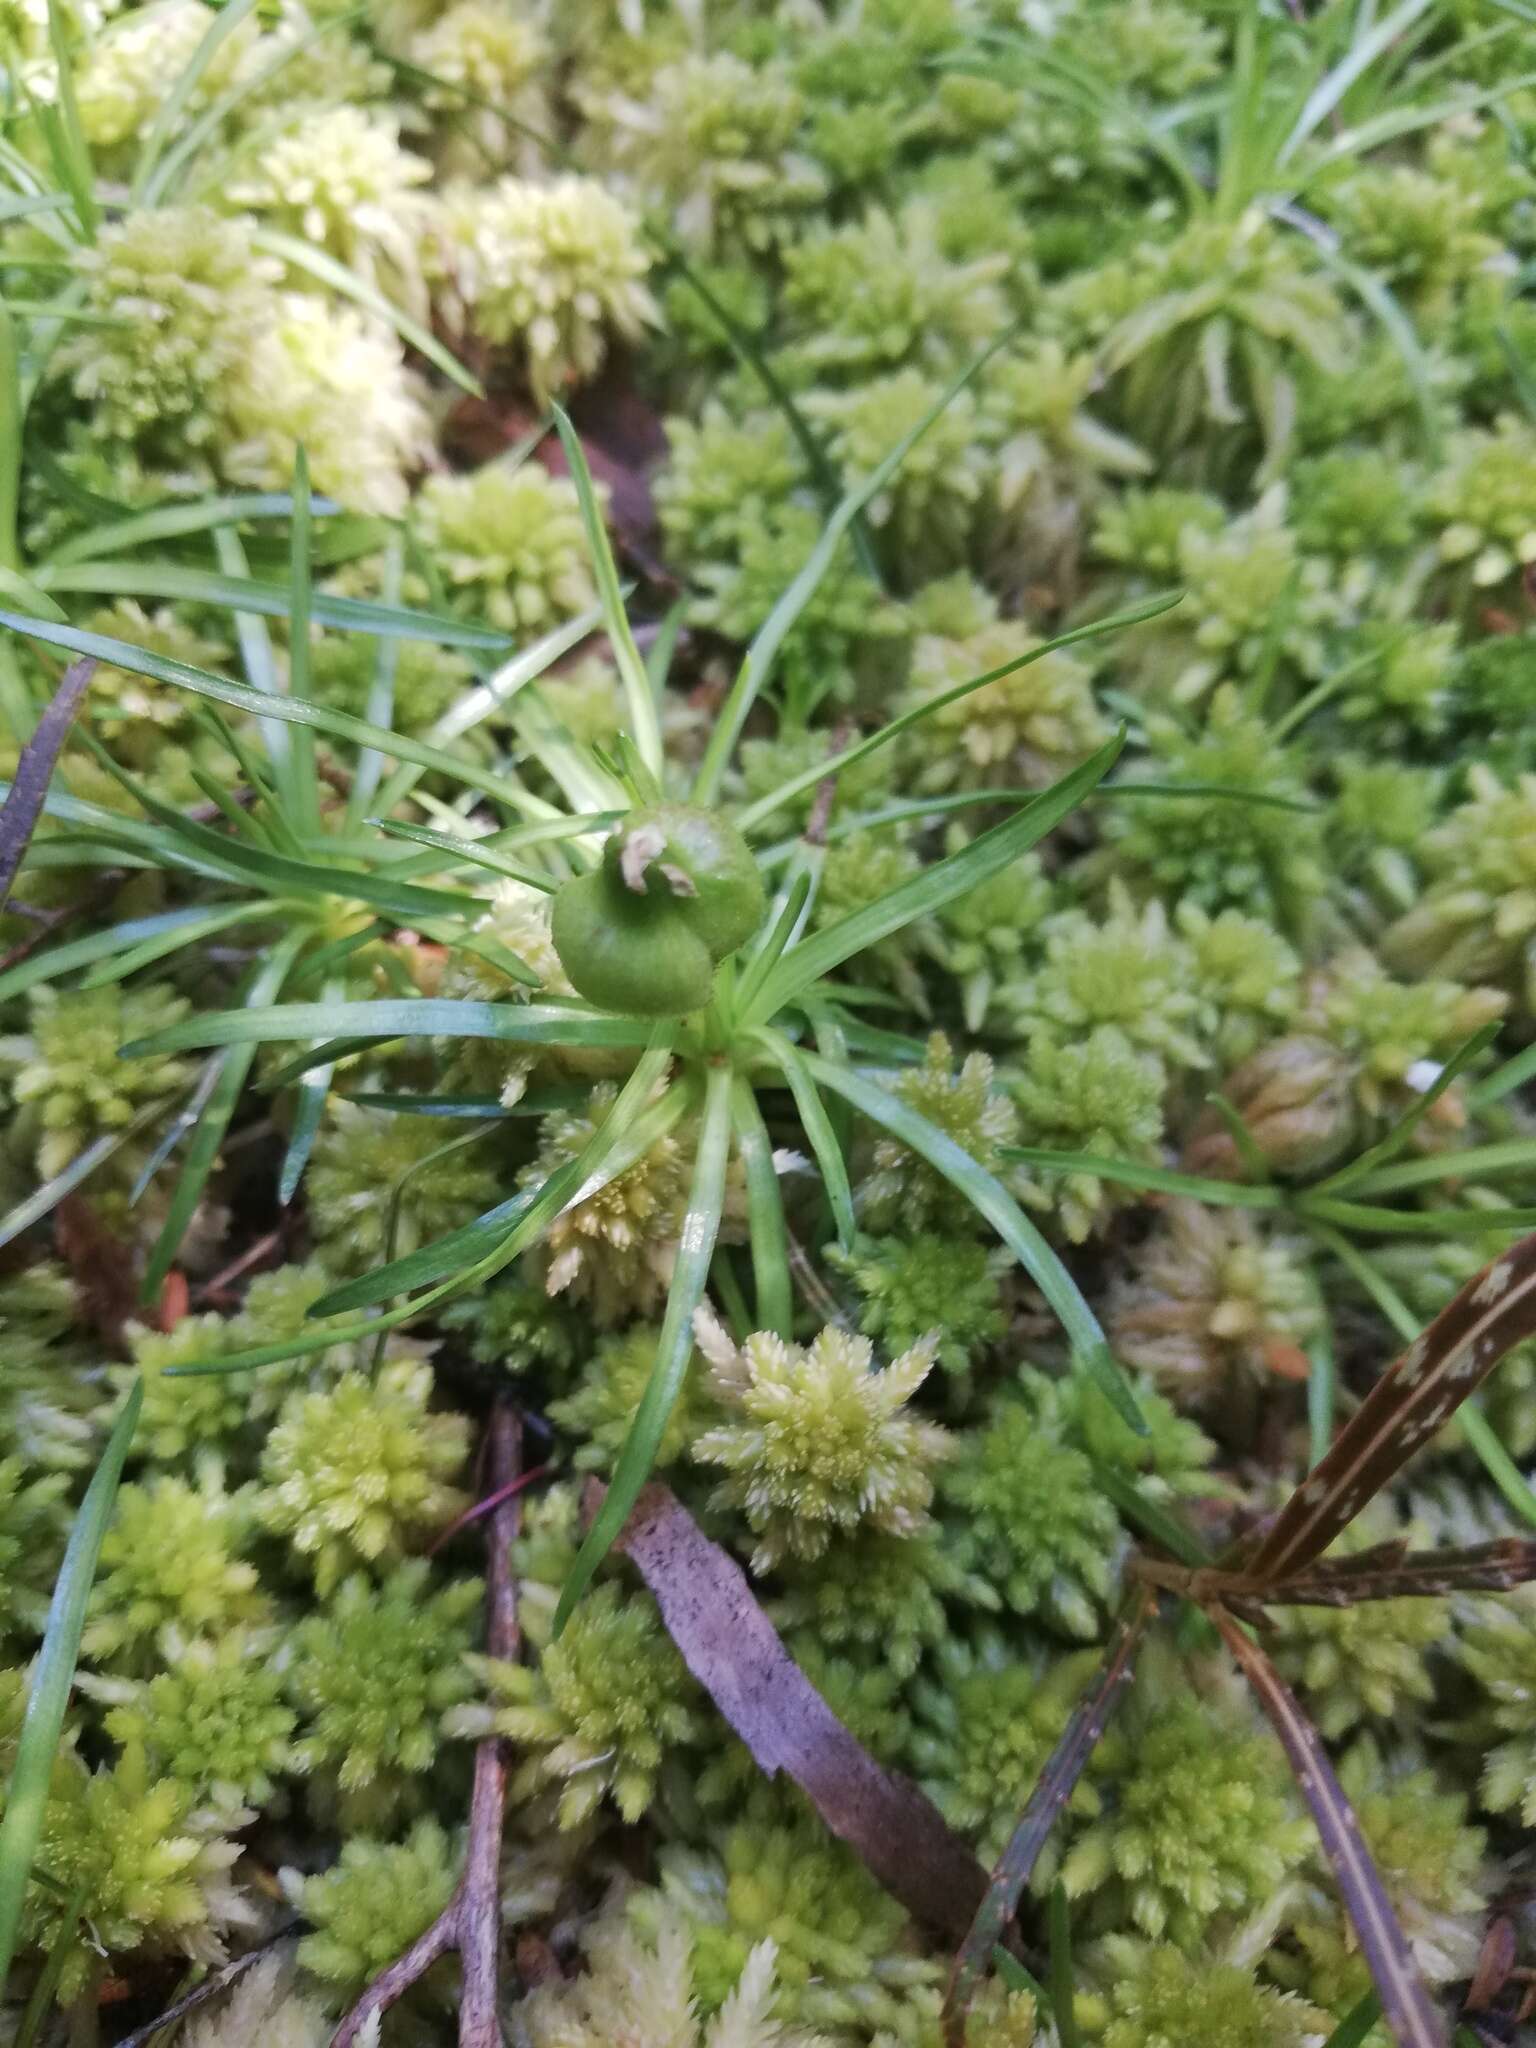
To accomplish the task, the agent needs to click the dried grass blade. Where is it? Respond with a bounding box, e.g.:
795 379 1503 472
1245 1231 1536 1582
1208 1606 1446 2048
942 1586 1155 2048
1259 1538 1536 1606
0 656 91 913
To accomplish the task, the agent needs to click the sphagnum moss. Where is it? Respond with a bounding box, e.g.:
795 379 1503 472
4 1 1536 2040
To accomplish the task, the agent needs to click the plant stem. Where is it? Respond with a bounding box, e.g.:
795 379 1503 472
331 1404 523 2048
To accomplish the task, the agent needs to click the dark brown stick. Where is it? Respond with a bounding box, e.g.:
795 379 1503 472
331 1405 522 2048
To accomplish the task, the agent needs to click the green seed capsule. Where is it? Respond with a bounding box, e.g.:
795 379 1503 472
551 868 715 1017
601 803 765 962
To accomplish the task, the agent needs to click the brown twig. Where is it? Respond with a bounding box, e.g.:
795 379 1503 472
193 1227 286 1308
116 1931 300 2048
804 718 854 848
331 1405 523 2048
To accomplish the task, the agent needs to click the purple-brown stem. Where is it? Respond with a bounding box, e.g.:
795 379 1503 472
331 1405 523 2048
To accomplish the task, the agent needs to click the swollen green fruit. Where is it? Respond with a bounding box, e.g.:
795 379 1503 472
551 870 715 1017
601 805 765 960
551 803 765 1018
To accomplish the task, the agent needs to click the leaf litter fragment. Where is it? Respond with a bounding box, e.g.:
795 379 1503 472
596 1480 990 1943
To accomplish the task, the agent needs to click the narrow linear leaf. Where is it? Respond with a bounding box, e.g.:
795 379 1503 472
1208 1608 1447 2048
557 1061 734 1630
46 490 335 566
0 609 565 812
755 737 1123 1019
753 1028 855 1251
277 970 345 1208
0 906 246 1003
369 817 556 894
129 0 257 199
656 239 881 582
736 599 1175 834
0 1380 142 1999
1314 1023 1501 1196
1307 1298 1336 1472
122 997 657 1058
807 1053 1144 1433
550 406 663 777
943 1588 1156 2047
731 1077 792 1340
312 1056 683 1316
1351 1138 1536 1197
36 560 510 649
1048 1886 1080 2048
1472 1037 1536 1108
13 1878 88 2048
0 1101 165 1252
693 329 1018 804
1090 1461 1210 1569
607 1479 988 1936
278 1061 332 1208
252 227 483 398
141 931 306 1297
1000 1147 1284 1208
1299 1197 1536 1237
80 904 278 992
285 446 320 836
0 656 92 913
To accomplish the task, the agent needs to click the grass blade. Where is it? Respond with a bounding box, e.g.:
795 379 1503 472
1048 1885 1080 2048
731 1076 791 1340
1208 1607 1446 2048
1090 1461 1210 1568
310 1043 679 1314
0 1379 142 1999
252 228 482 398
140 929 307 1296
734 596 1176 835
0 609 568 812
122 997 658 1058
369 818 557 895
277 971 344 1207
1326 1995 1382 2048
0 300 18 577
752 737 1123 1020
129 0 258 200
805 1052 1143 1432
753 1027 855 1250
1000 1147 1284 1207
550 407 662 778
44 490 330 565
0 906 250 1003
692 329 1016 804
1348 1138 1536 1198
1312 1023 1501 1196
0 1101 165 1252
36 560 510 649
285 447 320 835
556 1060 734 1630
346 532 402 828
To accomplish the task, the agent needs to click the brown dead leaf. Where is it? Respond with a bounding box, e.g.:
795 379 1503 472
599 1481 989 1942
